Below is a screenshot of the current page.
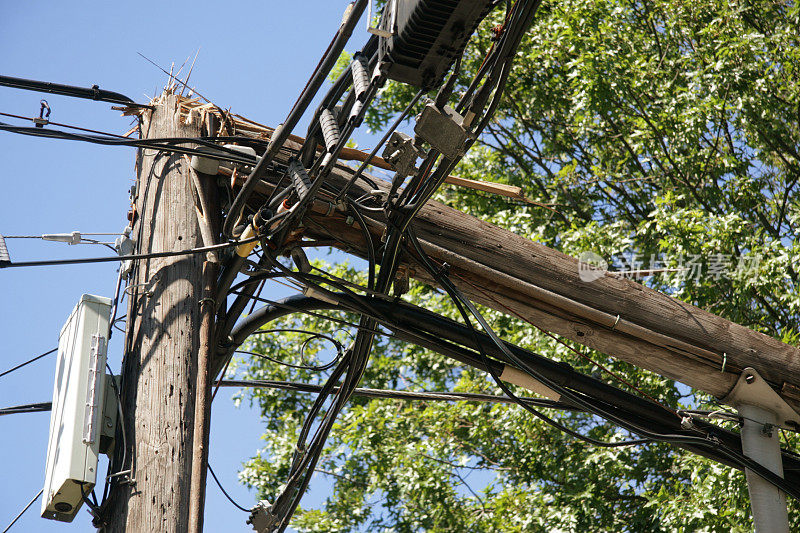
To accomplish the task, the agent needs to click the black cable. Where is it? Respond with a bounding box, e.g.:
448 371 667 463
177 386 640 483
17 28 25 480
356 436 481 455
238 327 344 371
100 363 128 507
0 237 257 269
406 231 652 447
207 463 251 513
224 289 800 496
0 74 144 106
347 200 376 290
0 402 52 416
1 489 42 533
404 231 800 498
224 0 370 237
0 122 259 166
0 348 57 378
217 379 576 408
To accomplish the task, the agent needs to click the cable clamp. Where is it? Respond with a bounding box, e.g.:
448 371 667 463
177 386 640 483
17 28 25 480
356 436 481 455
434 262 450 279
33 99 51 127
199 297 216 307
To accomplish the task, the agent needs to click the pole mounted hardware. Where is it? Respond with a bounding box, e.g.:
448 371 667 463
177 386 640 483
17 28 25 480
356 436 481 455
723 367 798 533
414 103 470 161
382 131 425 178
376 0 495 90
0 234 10 265
247 500 277 532
34 100 51 127
41 295 115 523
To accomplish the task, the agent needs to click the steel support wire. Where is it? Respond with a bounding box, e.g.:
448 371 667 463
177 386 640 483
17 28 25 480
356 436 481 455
0 74 147 107
224 0 369 238
217 294 800 495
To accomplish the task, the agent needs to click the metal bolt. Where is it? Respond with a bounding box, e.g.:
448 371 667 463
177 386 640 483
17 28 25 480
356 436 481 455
345 216 354 225
745 374 755 384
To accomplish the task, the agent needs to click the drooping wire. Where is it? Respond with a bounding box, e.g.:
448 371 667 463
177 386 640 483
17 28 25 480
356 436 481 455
216 378 576 408
238 327 345 371
207 463 251 513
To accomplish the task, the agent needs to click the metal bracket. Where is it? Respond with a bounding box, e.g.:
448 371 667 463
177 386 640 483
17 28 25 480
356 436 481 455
366 0 394 38
723 367 792 532
722 367 800 429
115 227 135 278
414 103 470 160
247 500 277 532
34 99 51 127
382 131 425 177
82 335 107 445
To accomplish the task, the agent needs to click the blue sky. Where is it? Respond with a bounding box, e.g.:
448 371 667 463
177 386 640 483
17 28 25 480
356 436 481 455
0 2 381 531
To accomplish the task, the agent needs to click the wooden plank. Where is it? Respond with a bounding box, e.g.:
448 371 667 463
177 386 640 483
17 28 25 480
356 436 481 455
281 165 800 411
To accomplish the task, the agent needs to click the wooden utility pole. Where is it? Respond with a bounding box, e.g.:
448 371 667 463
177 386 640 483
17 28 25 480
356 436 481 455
106 93 206 532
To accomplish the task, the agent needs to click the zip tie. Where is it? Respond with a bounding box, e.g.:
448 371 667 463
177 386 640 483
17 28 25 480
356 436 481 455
610 314 621 331
721 352 727 373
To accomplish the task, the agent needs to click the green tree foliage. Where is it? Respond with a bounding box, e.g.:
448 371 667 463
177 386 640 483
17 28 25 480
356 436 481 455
236 0 799 530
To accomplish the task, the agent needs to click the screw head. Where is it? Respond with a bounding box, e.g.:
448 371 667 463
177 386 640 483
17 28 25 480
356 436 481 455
745 374 755 384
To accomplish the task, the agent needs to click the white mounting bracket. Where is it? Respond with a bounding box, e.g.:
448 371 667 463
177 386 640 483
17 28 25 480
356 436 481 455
723 367 800 429
723 367 792 533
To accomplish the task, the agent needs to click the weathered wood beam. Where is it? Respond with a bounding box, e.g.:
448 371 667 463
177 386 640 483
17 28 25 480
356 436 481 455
269 163 800 414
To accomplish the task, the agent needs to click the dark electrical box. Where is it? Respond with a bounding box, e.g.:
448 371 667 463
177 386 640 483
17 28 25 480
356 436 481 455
378 0 495 90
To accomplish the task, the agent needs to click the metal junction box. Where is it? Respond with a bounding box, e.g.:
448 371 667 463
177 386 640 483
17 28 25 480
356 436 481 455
41 294 112 522
378 0 495 90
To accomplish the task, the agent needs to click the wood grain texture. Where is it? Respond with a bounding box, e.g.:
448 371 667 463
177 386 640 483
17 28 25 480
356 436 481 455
251 162 800 410
108 94 203 533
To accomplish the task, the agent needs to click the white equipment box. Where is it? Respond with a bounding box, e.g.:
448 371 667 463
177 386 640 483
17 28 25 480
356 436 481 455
41 294 112 522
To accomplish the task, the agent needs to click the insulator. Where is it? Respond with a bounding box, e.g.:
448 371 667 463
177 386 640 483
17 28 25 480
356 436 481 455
288 158 312 201
319 108 341 153
351 54 370 102
0 234 10 264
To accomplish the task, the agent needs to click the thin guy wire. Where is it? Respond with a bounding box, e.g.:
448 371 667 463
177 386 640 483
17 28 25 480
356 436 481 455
2 489 43 533
0 348 57 378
